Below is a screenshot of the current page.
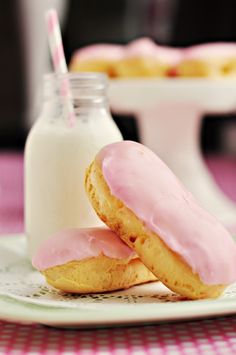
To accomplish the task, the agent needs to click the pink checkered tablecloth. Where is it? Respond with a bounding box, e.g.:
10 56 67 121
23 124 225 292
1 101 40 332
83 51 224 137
0 152 236 355
0 153 23 234
0 317 235 354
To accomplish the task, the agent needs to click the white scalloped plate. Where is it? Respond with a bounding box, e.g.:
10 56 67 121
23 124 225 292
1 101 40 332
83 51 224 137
0 234 235 328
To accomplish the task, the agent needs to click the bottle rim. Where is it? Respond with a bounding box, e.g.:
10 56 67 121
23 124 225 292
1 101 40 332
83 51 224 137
43 72 108 106
44 72 108 88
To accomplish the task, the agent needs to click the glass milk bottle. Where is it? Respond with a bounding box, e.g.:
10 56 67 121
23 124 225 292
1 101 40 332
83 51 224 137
25 73 122 257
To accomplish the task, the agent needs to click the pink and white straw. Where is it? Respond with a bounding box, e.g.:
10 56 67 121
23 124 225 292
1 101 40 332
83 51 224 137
46 8 75 126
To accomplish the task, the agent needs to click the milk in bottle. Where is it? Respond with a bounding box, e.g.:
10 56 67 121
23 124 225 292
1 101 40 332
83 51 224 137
25 73 122 257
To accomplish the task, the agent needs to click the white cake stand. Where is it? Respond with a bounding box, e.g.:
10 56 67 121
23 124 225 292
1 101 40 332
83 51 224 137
109 78 236 228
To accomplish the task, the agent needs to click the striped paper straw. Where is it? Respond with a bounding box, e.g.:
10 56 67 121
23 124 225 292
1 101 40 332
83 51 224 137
46 8 75 126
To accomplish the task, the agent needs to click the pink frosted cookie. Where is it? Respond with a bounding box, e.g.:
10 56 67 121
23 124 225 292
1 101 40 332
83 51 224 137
69 44 124 77
32 227 156 293
69 38 183 78
113 37 182 77
69 39 236 78
176 42 236 77
85 141 236 299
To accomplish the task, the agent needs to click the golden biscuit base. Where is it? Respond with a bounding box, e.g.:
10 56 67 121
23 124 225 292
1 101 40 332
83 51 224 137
69 59 117 77
176 58 236 77
113 58 169 78
85 160 226 300
69 57 236 78
42 255 157 293
69 58 169 78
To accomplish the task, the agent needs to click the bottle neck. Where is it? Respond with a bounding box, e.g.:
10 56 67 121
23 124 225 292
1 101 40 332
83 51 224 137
42 72 109 115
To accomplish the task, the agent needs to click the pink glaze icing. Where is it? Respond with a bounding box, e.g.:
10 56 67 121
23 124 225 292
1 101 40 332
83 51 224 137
125 38 158 58
71 40 236 70
125 38 182 64
71 38 182 65
32 228 135 271
71 44 125 61
155 45 182 65
97 141 236 285
184 43 236 60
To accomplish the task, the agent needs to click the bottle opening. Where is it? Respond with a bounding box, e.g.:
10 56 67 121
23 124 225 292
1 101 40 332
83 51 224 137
43 72 108 104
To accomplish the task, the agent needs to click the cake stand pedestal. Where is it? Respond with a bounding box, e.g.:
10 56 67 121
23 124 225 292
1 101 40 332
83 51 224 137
109 79 236 228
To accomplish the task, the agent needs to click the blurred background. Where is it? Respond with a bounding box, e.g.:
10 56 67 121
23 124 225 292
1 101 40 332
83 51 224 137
1 0 236 153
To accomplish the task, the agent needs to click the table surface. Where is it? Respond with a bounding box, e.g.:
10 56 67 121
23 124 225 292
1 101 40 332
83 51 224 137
0 151 236 355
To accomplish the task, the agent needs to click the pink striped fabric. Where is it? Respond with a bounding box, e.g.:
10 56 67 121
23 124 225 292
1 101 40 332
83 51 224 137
0 153 23 234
